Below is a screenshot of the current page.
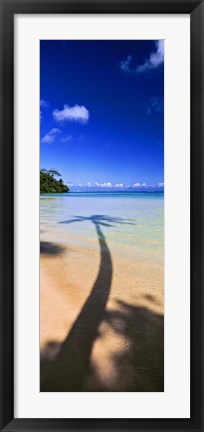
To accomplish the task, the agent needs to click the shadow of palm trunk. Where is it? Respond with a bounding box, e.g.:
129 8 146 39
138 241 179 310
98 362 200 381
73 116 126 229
41 222 112 392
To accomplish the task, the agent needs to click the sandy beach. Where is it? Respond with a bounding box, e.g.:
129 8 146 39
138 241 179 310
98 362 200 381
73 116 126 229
40 235 164 392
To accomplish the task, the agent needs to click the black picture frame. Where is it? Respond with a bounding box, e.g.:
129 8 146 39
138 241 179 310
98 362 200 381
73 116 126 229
0 0 203 431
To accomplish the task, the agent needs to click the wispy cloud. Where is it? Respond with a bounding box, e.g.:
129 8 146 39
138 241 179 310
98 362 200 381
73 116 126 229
40 99 49 108
120 40 164 75
120 55 132 74
53 104 90 123
158 182 164 187
145 96 164 115
61 135 72 143
41 128 61 144
137 41 164 73
133 182 141 188
40 99 49 121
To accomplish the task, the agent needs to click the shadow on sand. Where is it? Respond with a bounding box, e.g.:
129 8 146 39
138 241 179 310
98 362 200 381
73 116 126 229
102 301 164 392
40 215 163 392
40 241 66 256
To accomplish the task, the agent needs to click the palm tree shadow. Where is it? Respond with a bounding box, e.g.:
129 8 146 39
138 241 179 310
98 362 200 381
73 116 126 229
41 215 164 392
102 301 164 392
41 215 134 392
40 241 65 256
59 214 136 228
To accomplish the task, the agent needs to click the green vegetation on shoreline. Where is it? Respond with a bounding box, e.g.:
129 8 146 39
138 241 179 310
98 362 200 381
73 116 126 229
40 169 69 193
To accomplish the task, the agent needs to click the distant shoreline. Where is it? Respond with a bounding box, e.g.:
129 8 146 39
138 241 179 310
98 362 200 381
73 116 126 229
40 190 164 195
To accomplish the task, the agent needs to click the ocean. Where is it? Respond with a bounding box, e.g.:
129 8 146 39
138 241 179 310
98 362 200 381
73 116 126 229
40 192 164 266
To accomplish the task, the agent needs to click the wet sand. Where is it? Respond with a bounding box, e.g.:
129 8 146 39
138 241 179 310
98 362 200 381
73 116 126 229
40 237 164 392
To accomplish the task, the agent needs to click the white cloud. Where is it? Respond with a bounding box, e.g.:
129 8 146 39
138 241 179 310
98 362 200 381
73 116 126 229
102 182 112 187
41 128 61 144
70 181 163 191
53 104 89 123
40 99 49 108
61 135 72 143
120 41 164 75
95 182 112 188
137 41 164 73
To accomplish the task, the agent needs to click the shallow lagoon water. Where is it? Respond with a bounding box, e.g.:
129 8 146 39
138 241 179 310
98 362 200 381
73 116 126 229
40 192 164 266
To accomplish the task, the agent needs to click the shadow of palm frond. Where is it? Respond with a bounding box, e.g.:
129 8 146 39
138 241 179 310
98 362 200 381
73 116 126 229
59 214 136 227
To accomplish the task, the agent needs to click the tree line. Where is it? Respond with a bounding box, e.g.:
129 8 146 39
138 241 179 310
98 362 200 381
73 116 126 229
40 169 69 193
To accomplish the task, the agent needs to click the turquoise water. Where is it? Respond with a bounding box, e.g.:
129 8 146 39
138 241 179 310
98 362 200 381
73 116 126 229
40 192 164 265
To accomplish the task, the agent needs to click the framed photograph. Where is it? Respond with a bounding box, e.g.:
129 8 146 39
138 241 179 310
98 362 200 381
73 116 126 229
0 0 203 431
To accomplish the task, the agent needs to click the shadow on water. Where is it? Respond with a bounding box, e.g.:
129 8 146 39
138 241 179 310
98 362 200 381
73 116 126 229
59 214 136 227
40 215 163 392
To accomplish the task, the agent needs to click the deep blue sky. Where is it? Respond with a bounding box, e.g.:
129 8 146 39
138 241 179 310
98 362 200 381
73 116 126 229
40 40 164 191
